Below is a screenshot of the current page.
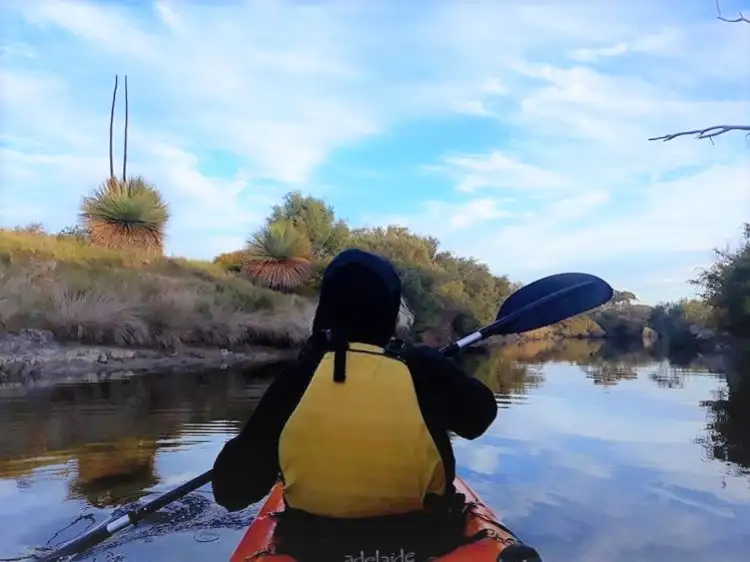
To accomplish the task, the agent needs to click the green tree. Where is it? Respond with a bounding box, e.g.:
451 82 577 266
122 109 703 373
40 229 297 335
590 296 651 342
397 264 447 338
692 223 750 338
244 219 313 290
648 298 714 345
268 191 350 259
80 176 170 253
350 226 439 265
348 225 512 341
604 290 638 309
213 249 249 273
435 253 512 325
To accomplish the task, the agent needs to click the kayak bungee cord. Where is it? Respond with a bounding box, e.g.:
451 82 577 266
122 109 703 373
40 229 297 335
37 272 613 562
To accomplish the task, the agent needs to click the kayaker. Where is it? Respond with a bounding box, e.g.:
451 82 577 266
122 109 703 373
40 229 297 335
211 248 498 559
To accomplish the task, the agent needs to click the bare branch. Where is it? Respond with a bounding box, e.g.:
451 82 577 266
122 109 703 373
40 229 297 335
717 13 750 22
648 125 750 143
649 4 748 145
715 0 750 23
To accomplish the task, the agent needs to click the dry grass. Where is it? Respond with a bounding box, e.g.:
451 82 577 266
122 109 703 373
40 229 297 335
0 229 315 350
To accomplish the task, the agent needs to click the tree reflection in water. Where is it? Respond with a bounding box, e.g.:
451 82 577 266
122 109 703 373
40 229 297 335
68 437 159 508
461 338 750 482
697 347 750 477
458 349 544 397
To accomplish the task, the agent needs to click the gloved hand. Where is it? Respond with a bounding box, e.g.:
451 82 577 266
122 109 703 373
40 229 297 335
401 341 449 362
399 341 465 379
297 330 329 363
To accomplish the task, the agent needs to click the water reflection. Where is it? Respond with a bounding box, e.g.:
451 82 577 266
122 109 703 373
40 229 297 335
0 365 281 560
68 438 159 507
0 361 283 463
454 343 750 562
697 346 750 477
458 349 543 396
1 343 749 562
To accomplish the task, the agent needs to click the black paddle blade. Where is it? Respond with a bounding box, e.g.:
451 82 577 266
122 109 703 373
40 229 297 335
488 272 613 337
442 272 613 356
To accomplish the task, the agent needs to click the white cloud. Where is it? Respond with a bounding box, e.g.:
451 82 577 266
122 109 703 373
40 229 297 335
569 29 682 63
439 151 573 192
461 443 503 475
475 161 750 273
361 196 518 239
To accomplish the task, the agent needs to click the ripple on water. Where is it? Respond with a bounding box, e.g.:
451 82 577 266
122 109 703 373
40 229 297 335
495 393 530 409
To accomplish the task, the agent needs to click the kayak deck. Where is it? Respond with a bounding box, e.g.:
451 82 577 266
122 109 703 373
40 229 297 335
230 476 525 561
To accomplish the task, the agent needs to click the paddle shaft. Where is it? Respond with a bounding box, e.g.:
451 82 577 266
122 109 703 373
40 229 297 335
39 470 213 561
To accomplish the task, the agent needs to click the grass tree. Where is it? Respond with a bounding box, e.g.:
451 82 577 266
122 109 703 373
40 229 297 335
83 74 170 253
244 220 313 290
81 176 170 252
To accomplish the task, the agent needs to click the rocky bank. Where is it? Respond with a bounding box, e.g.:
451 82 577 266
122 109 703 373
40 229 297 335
0 329 296 390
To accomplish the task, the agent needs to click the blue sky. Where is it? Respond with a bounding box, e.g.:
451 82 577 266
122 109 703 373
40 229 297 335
1 0 749 304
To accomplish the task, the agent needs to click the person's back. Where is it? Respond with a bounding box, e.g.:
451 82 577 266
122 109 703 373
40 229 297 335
279 340 446 518
211 248 498 558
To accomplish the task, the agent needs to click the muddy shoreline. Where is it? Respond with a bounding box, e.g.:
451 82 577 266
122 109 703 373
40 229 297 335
0 329 297 391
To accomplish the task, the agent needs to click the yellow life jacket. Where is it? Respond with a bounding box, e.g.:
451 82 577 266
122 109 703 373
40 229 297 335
278 342 446 518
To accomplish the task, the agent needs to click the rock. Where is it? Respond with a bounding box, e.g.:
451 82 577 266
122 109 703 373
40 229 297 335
63 348 101 362
107 348 138 359
642 326 659 347
0 329 58 353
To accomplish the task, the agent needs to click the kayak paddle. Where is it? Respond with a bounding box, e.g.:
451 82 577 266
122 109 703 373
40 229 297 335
36 471 214 561
39 271 612 561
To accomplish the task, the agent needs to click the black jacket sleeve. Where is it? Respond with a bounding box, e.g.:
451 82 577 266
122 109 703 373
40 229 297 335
403 344 497 440
211 345 323 512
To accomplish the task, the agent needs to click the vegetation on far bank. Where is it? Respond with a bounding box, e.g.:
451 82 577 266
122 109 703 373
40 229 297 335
2 190 745 353
212 192 747 351
0 227 312 350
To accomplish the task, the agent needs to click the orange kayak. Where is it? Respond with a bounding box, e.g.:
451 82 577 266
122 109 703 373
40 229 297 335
230 476 540 561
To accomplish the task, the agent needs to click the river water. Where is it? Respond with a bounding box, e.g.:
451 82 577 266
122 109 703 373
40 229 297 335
1 339 749 562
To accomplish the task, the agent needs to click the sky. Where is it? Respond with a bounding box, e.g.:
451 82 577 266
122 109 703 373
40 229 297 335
1 0 749 305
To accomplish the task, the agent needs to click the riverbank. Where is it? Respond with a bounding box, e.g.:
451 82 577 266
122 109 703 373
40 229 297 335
1 230 315 348
0 329 297 389
1 228 733 387
1 230 317 386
